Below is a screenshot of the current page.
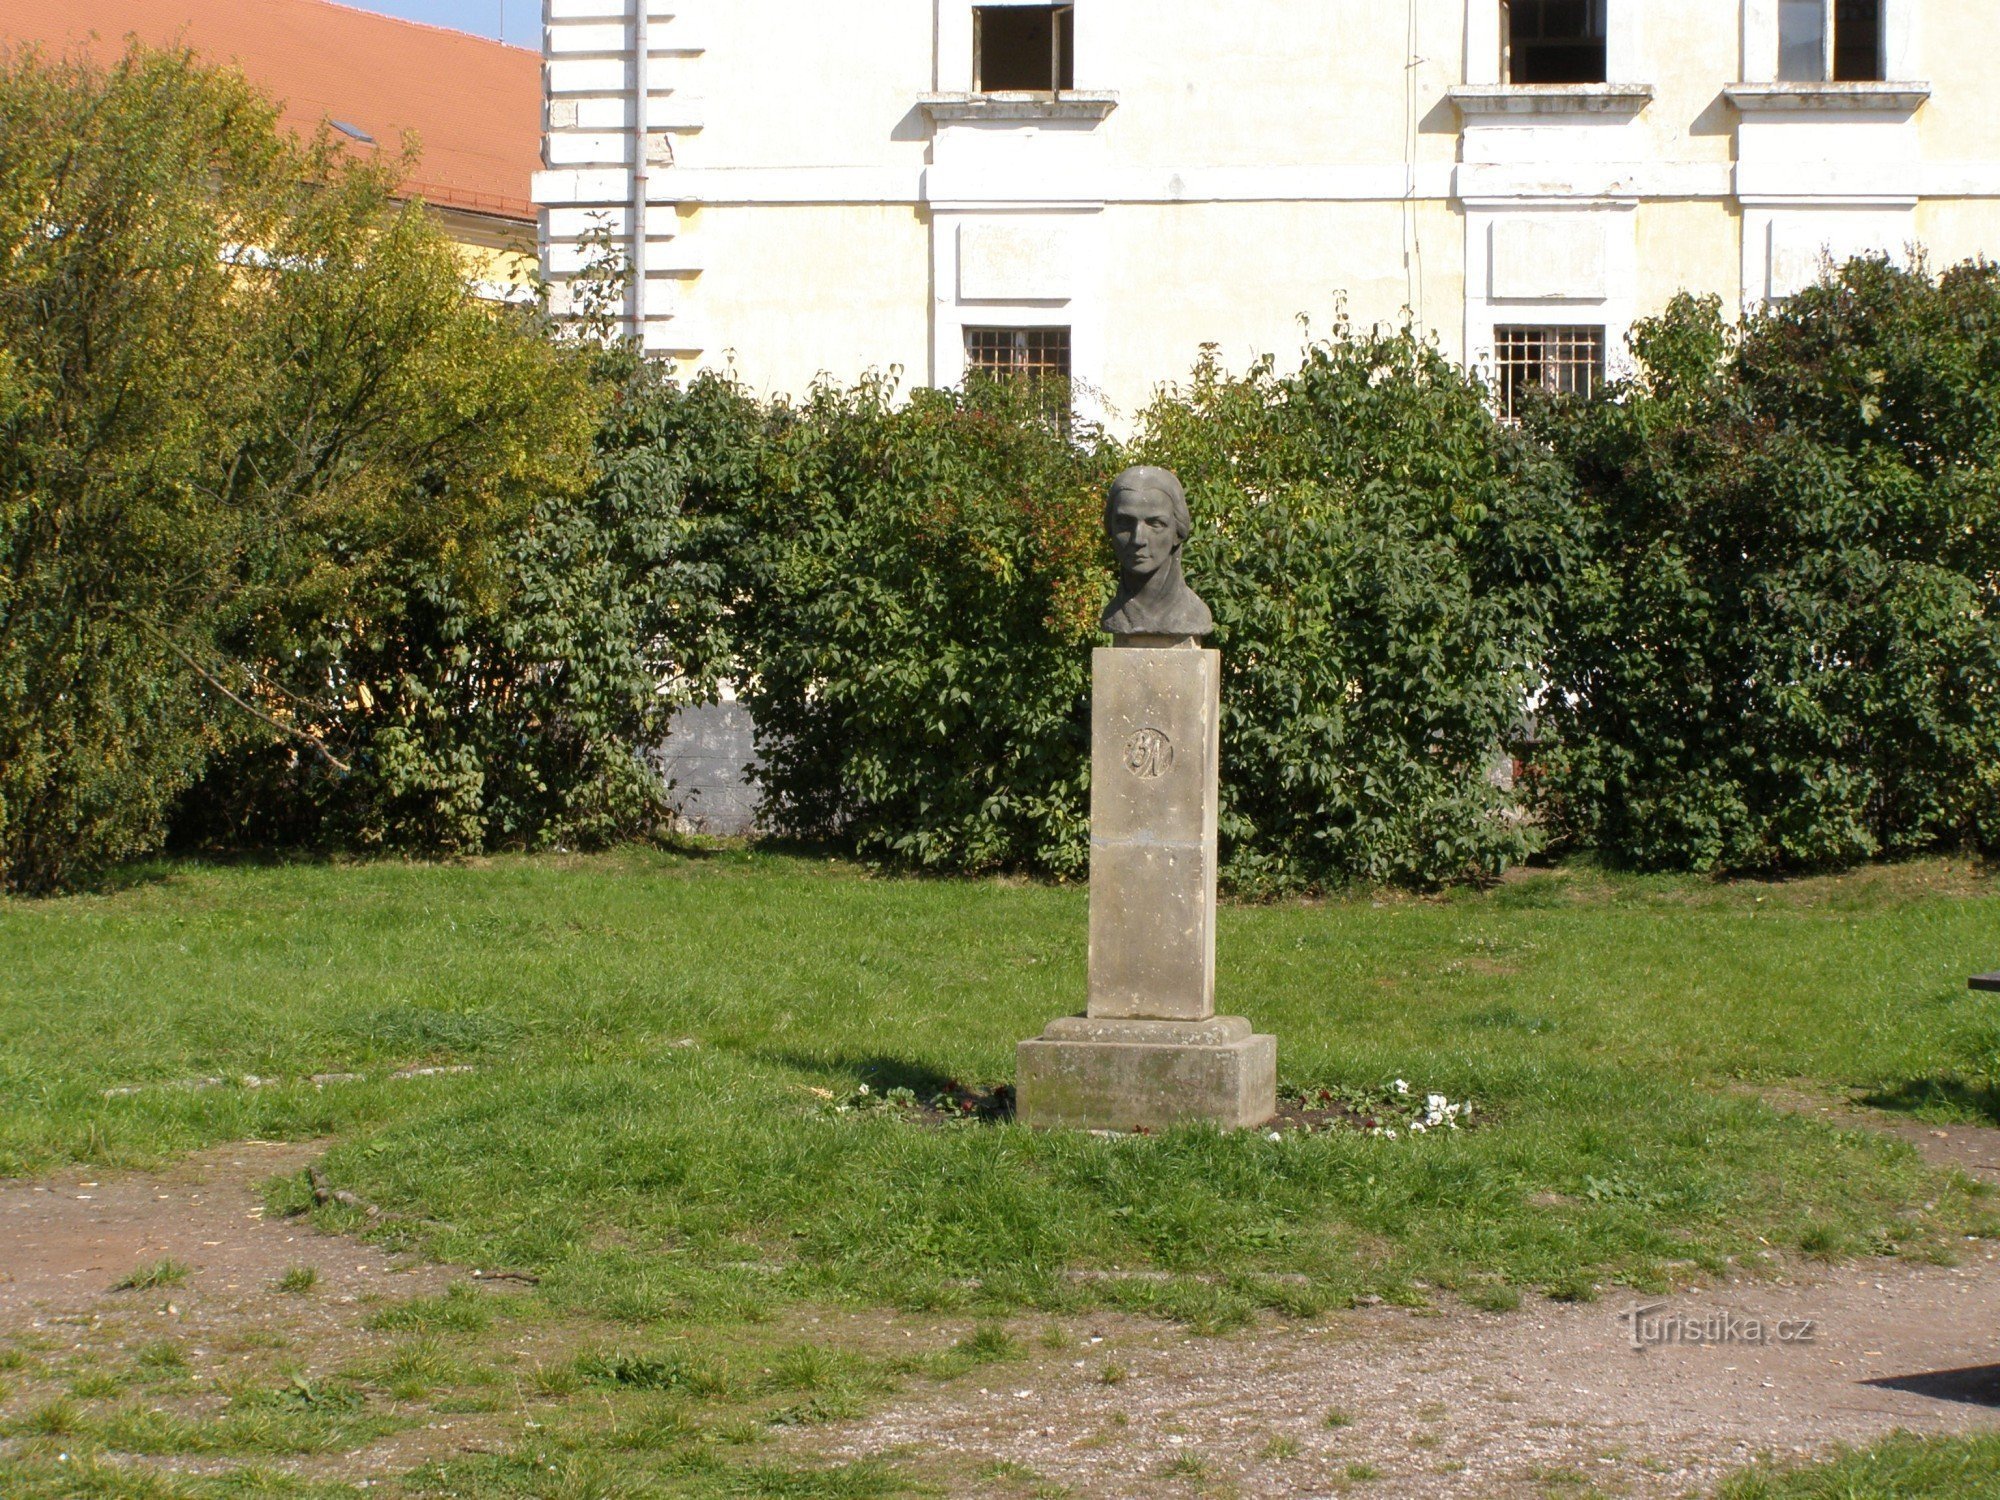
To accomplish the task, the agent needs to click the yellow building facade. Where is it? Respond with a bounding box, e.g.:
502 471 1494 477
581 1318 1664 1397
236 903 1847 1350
537 0 2000 426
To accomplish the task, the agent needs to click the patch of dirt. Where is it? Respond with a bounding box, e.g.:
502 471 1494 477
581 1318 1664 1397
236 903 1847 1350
1752 1085 2000 1184
0 1140 453 1330
0 1141 528 1482
813 1249 2000 1498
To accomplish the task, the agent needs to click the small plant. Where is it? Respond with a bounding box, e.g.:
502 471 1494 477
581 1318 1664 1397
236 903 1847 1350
69 1370 123 1399
577 1351 687 1391
1160 1452 1209 1480
958 1323 1019 1364
1261 1434 1300 1461
1097 1363 1126 1386
276 1265 318 1294
25 1398 79 1436
1324 1406 1354 1429
366 1282 491 1333
113 1258 190 1291
1344 1460 1383 1480
134 1340 188 1372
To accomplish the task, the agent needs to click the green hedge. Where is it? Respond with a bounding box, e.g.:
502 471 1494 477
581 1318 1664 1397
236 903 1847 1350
1535 264 2000 872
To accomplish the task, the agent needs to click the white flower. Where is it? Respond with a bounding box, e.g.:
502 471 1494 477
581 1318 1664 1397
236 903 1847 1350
856 1083 870 1095
1384 1128 1398 1139
1267 1130 1282 1142
1427 1093 1448 1113
1410 1121 1426 1134
1392 1078 1410 1095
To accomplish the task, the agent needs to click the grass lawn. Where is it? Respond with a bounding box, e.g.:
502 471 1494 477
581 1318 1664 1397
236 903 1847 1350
1718 1432 2000 1498
1 849 1998 1495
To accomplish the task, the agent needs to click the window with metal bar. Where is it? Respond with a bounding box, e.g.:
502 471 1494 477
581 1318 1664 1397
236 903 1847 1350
974 5 1075 92
1493 326 1604 420
964 326 1072 384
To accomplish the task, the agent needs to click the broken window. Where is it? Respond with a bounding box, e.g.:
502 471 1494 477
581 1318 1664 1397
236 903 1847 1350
1778 0 1884 82
974 5 1075 93
1504 0 1607 85
1493 326 1604 420
964 326 1072 384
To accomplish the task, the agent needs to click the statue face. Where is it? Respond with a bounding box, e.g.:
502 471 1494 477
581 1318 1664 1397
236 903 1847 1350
1108 488 1180 582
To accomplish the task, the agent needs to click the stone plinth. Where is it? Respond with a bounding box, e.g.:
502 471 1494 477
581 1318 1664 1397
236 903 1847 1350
1087 645 1219 1019
1015 641 1276 1131
1016 1016 1277 1131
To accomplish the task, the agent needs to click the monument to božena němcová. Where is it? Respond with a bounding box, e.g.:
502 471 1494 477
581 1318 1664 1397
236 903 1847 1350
1015 466 1278 1131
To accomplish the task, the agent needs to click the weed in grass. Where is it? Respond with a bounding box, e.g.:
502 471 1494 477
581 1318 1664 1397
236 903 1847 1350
113 1258 189 1291
1038 1324 1069 1350
530 1359 585 1398
612 1395 703 1450
1345 1461 1383 1481
1161 1452 1210 1481
276 1265 318 1294
366 1281 493 1333
0 1347 26 1371
1261 1435 1301 1460
769 1391 867 1426
1324 1406 1354 1429
21 1398 79 1436
731 1457 907 1498
1800 1224 1852 1261
1098 1363 1126 1385
1464 1283 1521 1312
133 1340 188 1373
376 1335 472 1401
959 1323 1019 1363
69 1370 123 1399
579 1350 688 1391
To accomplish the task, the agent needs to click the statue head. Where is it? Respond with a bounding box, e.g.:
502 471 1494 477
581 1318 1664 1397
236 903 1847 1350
1099 465 1213 640
1103 465 1192 586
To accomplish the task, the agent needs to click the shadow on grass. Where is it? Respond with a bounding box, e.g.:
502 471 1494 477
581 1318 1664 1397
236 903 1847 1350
754 1049 964 1097
1864 1364 2000 1409
1857 1076 2000 1127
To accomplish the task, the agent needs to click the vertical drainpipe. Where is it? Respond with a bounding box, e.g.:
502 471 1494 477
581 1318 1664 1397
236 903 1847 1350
630 0 651 345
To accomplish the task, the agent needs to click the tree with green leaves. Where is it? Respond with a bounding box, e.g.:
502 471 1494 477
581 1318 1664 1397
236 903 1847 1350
0 44 634 889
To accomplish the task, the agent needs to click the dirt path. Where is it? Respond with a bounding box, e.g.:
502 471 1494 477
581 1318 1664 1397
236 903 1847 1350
5 1123 1999 1497
0 1140 453 1334
816 1114 2000 1497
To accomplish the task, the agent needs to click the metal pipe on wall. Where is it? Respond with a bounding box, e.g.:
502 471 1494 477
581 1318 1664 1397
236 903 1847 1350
630 0 650 343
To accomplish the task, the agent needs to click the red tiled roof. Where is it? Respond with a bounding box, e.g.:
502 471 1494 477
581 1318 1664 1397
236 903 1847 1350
0 0 539 223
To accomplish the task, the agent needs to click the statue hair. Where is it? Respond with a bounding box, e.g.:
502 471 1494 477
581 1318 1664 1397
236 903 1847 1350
1105 465 1192 544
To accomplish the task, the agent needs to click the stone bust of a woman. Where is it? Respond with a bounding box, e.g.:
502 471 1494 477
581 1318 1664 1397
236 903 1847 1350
1099 465 1213 639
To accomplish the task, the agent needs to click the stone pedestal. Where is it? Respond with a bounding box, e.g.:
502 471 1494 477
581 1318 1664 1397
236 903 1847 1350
1016 642 1277 1130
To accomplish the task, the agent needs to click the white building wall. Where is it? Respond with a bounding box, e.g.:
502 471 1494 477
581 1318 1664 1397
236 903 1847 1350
537 0 2000 419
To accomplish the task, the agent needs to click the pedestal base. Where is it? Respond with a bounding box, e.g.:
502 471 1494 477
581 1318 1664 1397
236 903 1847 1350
1015 1016 1276 1132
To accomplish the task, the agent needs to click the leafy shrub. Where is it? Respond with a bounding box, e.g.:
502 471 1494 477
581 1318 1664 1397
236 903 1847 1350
1139 324 1585 889
0 45 602 887
1535 265 2000 872
729 376 1117 877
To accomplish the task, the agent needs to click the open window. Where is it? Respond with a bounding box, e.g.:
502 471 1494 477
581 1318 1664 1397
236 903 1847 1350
974 5 1075 93
1778 0 1883 82
1503 0 1607 84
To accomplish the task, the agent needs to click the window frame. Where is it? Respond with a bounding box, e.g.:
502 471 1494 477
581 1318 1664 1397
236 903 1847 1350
1491 324 1606 421
963 325 1073 385
1776 0 1885 83
1501 0 1609 86
972 4 1076 95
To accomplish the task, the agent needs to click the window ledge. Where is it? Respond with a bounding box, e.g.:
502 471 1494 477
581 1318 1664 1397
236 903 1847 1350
919 91 1119 124
1725 81 1931 114
1448 83 1655 118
